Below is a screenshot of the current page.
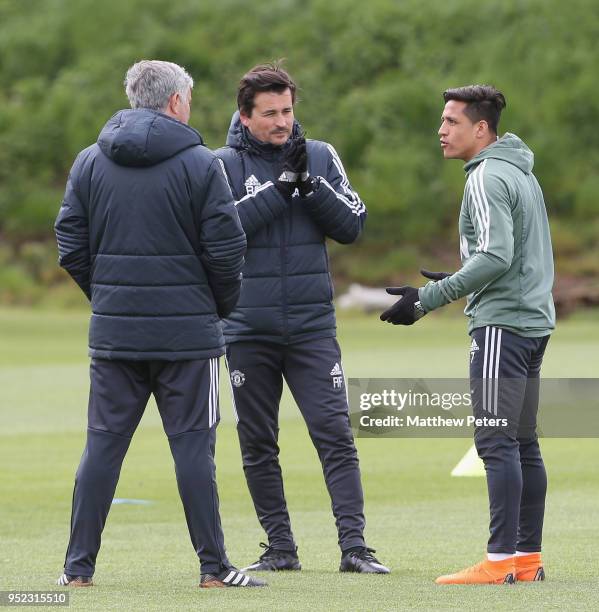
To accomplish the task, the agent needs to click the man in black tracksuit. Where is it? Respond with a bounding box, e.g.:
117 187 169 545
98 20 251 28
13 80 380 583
54 60 264 589
216 62 389 574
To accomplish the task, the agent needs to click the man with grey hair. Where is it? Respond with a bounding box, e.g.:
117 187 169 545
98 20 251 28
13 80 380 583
54 60 265 588
125 59 194 119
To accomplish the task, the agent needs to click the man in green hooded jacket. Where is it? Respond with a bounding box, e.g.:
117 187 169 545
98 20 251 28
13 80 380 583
381 85 555 584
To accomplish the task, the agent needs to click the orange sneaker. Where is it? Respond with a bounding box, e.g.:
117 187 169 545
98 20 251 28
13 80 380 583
515 552 545 581
435 557 516 584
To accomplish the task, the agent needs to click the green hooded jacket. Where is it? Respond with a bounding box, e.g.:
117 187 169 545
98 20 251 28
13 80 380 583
419 133 555 337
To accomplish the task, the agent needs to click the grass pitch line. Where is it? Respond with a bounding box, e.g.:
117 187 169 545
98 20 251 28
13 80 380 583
451 444 485 477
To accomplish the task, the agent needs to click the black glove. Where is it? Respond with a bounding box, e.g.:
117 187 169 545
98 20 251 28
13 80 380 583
420 269 452 281
299 175 317 198
380 286 425 325
290 136 317 197
275 137 307 199
288 136 308 176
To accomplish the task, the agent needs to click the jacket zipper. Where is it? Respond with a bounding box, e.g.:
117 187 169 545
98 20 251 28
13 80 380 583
281 206 289 342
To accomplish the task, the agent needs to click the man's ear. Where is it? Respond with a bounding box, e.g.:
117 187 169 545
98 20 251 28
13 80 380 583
166 92 180 114
476 120 489 139
239 111 251 127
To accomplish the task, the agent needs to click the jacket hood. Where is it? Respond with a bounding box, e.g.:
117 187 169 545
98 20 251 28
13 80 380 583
464 132 534 174
225 111 303 154
98 109 203 167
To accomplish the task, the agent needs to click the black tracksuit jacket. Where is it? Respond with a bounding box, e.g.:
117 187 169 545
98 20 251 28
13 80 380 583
55 108 246 360
215 112 366 344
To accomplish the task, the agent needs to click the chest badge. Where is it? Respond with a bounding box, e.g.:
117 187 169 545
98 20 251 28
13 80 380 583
244 175 262 196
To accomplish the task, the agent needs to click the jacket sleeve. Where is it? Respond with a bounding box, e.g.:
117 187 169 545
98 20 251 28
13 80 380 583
301 143 366 244
198 158 247 318
54 155 91 300
217 150 288 238
419 169 514 312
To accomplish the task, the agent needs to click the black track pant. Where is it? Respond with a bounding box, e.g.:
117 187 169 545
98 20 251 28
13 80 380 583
63 358 230 577
226 338 366 552
469 326 550 554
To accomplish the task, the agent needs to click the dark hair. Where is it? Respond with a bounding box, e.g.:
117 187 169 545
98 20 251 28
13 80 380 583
443 85 506 133
237 61 297 116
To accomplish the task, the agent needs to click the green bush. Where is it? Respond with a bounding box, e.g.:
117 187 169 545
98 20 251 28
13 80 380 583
1 0 598 296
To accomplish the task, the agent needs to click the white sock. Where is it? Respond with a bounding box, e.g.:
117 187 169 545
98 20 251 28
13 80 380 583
487 553 515 561
515 550 539 557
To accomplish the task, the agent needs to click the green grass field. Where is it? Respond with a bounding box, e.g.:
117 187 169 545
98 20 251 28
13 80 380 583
1 307 598 611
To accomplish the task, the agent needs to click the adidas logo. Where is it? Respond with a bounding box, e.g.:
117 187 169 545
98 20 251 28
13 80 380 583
244 174 262 196
330 363 343 389
469 338 479 363
330 363 342 376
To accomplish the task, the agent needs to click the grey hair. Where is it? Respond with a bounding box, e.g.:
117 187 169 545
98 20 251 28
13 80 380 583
124 60 194 111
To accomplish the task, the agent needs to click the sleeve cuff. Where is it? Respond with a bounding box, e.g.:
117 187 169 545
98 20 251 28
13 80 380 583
419 281 451 312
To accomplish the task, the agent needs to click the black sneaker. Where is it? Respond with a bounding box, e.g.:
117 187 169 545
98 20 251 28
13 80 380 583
56 573 93 587
339 547 390 574
200 567 267 588
241 542 301 572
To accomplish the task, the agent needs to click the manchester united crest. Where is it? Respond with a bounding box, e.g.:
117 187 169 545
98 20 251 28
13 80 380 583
230 370 246 387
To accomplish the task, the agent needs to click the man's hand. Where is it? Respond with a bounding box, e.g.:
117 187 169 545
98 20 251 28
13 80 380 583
380 286 425 325
287 137 308 177
275 137 307 198
291 137 317 197
420 269 452 281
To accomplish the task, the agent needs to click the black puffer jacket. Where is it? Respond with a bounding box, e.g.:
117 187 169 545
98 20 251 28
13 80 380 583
55 109 246 360
215 112 366 344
